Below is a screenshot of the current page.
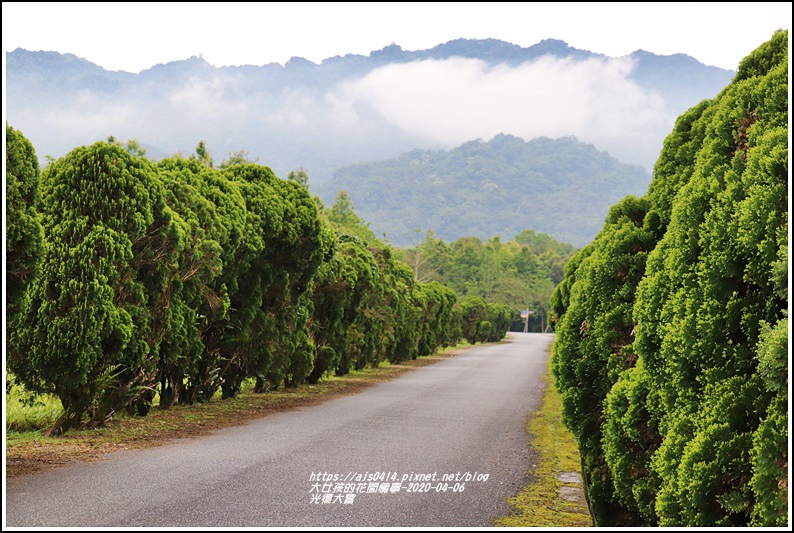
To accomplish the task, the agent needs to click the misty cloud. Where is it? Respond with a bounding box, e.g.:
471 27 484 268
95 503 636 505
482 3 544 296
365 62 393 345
336 56 674 168
8 45 731 179
168 76 230 118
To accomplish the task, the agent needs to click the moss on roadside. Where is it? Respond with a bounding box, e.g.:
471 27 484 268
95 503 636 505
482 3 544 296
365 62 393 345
494 358 592 527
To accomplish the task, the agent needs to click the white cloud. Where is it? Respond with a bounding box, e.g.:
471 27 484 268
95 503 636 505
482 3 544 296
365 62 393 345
168 76 229 118
336 56 674 168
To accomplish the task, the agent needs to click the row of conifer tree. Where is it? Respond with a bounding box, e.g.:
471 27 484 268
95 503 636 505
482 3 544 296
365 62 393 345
6 126 513 436
550 31 788 527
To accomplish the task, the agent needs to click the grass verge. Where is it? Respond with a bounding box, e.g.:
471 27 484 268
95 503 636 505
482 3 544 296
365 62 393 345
5 343 472 479
493 357 592 527
6 384 63 433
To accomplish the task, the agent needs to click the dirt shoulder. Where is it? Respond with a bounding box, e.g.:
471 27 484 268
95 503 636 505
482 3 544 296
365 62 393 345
6 349 468 479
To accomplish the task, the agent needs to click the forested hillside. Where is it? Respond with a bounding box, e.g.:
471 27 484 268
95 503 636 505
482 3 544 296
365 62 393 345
550 31 788 527
5 128 514 437
394 229 575 332
316 134 649 246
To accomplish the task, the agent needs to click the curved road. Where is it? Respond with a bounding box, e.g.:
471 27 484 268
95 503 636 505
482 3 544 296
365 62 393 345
6 332 553 527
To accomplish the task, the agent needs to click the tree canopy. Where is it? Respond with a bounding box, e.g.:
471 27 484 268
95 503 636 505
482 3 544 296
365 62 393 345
550 30 788 527
6 133 514 436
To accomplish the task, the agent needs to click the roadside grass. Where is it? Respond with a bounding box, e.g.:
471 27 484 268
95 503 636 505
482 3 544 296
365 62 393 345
5 341 474 478
6 379 64 433
493 358 592 527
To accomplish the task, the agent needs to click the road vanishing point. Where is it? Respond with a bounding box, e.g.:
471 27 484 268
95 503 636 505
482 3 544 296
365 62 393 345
6 332 554 527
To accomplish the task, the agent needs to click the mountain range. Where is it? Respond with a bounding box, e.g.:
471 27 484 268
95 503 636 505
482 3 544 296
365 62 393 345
7 38 733 176
316 133 650 247
6 38 736 245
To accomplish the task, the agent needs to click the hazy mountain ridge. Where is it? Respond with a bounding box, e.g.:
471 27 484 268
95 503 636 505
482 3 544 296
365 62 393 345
316 133 651 247
6 38 734 181
7 38 732 104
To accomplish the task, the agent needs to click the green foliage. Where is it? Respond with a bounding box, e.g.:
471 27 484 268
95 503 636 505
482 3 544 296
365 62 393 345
5 124 43 319
373 247 423 364
154 157 242 407
107 136 148 158
309 225 479 377
454 297 511 344
550 31 789 527
8 141 184 434
308 238 361 381
734 29 789 83
398 230 575 333
415 281 459 355
5 133 539 436
218 162 332 394
5 139 346 431
193 140 213 167
748 314 788 526
633 32 787 527
287 167 309 188
755 314 789 394
514 228 576 258
219 150 257 169
6 373 64 432
459 296 488 344
602 360 659 524
329 238 384 375
549 244 593 328
551 194 656 526
323 190 380 244
749 393 788 526
315 134 650 247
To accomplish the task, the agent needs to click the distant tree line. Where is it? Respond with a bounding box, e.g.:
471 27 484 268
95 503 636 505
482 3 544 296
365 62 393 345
549 31 788 527
395 228 575 333
5 128 513 436
317 133 651 248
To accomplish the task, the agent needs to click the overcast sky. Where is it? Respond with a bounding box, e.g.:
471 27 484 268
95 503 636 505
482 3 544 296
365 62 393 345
2 2 791 73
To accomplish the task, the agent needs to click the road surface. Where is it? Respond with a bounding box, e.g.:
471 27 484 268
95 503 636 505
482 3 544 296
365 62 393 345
6 332 554 527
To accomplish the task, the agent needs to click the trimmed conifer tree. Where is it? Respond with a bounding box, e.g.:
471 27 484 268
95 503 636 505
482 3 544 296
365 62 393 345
6 124 43 319
551 30 788 526
9 141 185 434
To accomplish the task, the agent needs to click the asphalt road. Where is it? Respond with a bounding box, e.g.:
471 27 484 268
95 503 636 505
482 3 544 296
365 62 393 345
6 332 554 528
